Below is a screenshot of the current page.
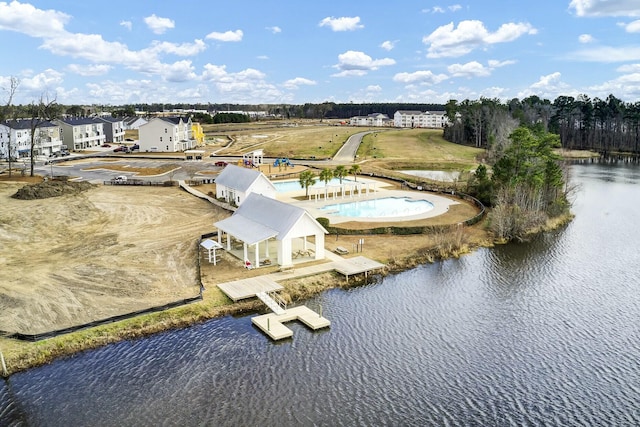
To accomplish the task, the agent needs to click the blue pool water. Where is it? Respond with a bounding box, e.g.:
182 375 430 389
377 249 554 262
320 196 434 218
273 178 353 192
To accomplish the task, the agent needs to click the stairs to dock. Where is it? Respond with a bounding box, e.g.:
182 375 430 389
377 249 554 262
256 291 286 315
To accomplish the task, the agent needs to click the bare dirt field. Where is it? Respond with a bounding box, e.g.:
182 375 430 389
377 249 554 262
0 183 229 335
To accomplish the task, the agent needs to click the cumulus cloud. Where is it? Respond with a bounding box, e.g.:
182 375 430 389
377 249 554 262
319 16 364 31
366 85 382 92
423 20 537 58
147 40 207 56
393 70 449 85
448 61 491 77
332 50 395 77
266 26 281 34
380 40 395 51
120 20 132 31
623 20 640 32
283 77 317 90
518 72 572 99
0 0 69 38
579 33 595 43
144 14 174 35
569 0 640 17
20 68 64 91
67 64 112 76
205 30 243 42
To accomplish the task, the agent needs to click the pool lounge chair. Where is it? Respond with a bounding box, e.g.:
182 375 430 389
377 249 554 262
335 246 349 255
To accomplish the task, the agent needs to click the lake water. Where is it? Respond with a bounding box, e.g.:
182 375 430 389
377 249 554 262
2 162 640 426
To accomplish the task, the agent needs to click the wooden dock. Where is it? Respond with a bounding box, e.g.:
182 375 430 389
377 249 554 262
252 305 331 340
217 276 283 302
331 256 386 282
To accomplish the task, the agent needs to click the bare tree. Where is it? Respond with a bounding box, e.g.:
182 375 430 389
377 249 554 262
25 93 60 177
0 77 19 177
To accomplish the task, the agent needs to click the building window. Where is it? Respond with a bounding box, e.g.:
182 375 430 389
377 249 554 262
160 137 162 142
165 128 167 133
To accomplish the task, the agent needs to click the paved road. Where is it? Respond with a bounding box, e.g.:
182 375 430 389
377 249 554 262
332 131 373 163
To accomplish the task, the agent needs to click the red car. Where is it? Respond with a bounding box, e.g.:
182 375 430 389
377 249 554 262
102 143 111 148
215 161 228 167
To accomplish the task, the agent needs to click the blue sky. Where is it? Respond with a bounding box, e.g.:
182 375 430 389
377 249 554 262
1 0 640 106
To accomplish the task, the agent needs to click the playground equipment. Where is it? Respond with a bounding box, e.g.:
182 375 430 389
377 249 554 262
273 158 294 167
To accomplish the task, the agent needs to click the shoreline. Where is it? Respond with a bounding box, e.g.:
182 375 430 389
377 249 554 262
0 211 575 377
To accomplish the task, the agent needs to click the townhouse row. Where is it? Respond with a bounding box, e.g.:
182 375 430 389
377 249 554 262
0 116 204 159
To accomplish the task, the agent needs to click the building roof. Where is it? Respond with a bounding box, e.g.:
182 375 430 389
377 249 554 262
57 117 103 126
1 119 59 130
97 116 123 123
214 193 326 244
214 164 275 193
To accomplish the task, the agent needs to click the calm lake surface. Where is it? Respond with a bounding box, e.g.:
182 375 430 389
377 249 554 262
2 162 640 426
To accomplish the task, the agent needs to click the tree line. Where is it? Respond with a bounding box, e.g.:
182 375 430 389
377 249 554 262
444 94 640 155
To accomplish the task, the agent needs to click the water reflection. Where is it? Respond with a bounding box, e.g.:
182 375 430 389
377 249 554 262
2 163 640 426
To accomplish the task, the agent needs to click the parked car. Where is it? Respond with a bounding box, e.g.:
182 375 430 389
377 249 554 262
112 175 127 182
102 144 111 148
130 144 139 151
215 161 228 167
113 146 128 152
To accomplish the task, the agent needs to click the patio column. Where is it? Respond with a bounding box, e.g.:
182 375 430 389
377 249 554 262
265 239 270 258
243 243 248 262
303 236 308 250
254 242 259 268
226 233 231 250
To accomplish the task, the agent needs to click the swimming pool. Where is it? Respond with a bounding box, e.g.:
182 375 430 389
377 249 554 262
273 178 354 192
320 197 434 218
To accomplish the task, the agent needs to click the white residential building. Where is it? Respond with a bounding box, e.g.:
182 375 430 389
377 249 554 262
0 120 63 159
215 164 276 206
349 113 392 127
393 110 450 128
123 116 148 130
137 117 195 152
55 118 106 151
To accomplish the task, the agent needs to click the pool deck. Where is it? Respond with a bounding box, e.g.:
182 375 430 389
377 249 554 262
280 181 459 224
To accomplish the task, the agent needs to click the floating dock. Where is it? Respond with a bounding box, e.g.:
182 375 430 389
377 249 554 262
251 305 331 340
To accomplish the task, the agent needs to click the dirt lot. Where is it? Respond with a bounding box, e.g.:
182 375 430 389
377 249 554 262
0 183 229 335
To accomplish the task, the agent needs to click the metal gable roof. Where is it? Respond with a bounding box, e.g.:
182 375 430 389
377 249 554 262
214 164 274 193
214 215 279 245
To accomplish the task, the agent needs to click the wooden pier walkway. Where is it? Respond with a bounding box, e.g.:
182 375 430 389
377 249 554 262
251 306 331 340
216 255 384 340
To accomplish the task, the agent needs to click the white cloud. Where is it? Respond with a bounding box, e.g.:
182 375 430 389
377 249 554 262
449 5 462 12
380 40 395 51
617 63 640 72
579 34 595 43
20 68 64 91
423 20 537 58
319 16 364 32
623 20 640 32
67 64 112 76
366 85 382 92
146 40 207 56
144 14 174 35
448 61 491 77
487 59 516 68
333 50 395 76
424 5 461 13
159 60 197 82
205 30 243 42
120 20 132 31
266 26 281 34
571 45 640 62
0 0 69 38
393 70 449 85
283 77 317 90
569 0 640 17
518 72 572 99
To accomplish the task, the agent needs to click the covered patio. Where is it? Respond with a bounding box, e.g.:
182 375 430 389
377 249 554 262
214 193 327 268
